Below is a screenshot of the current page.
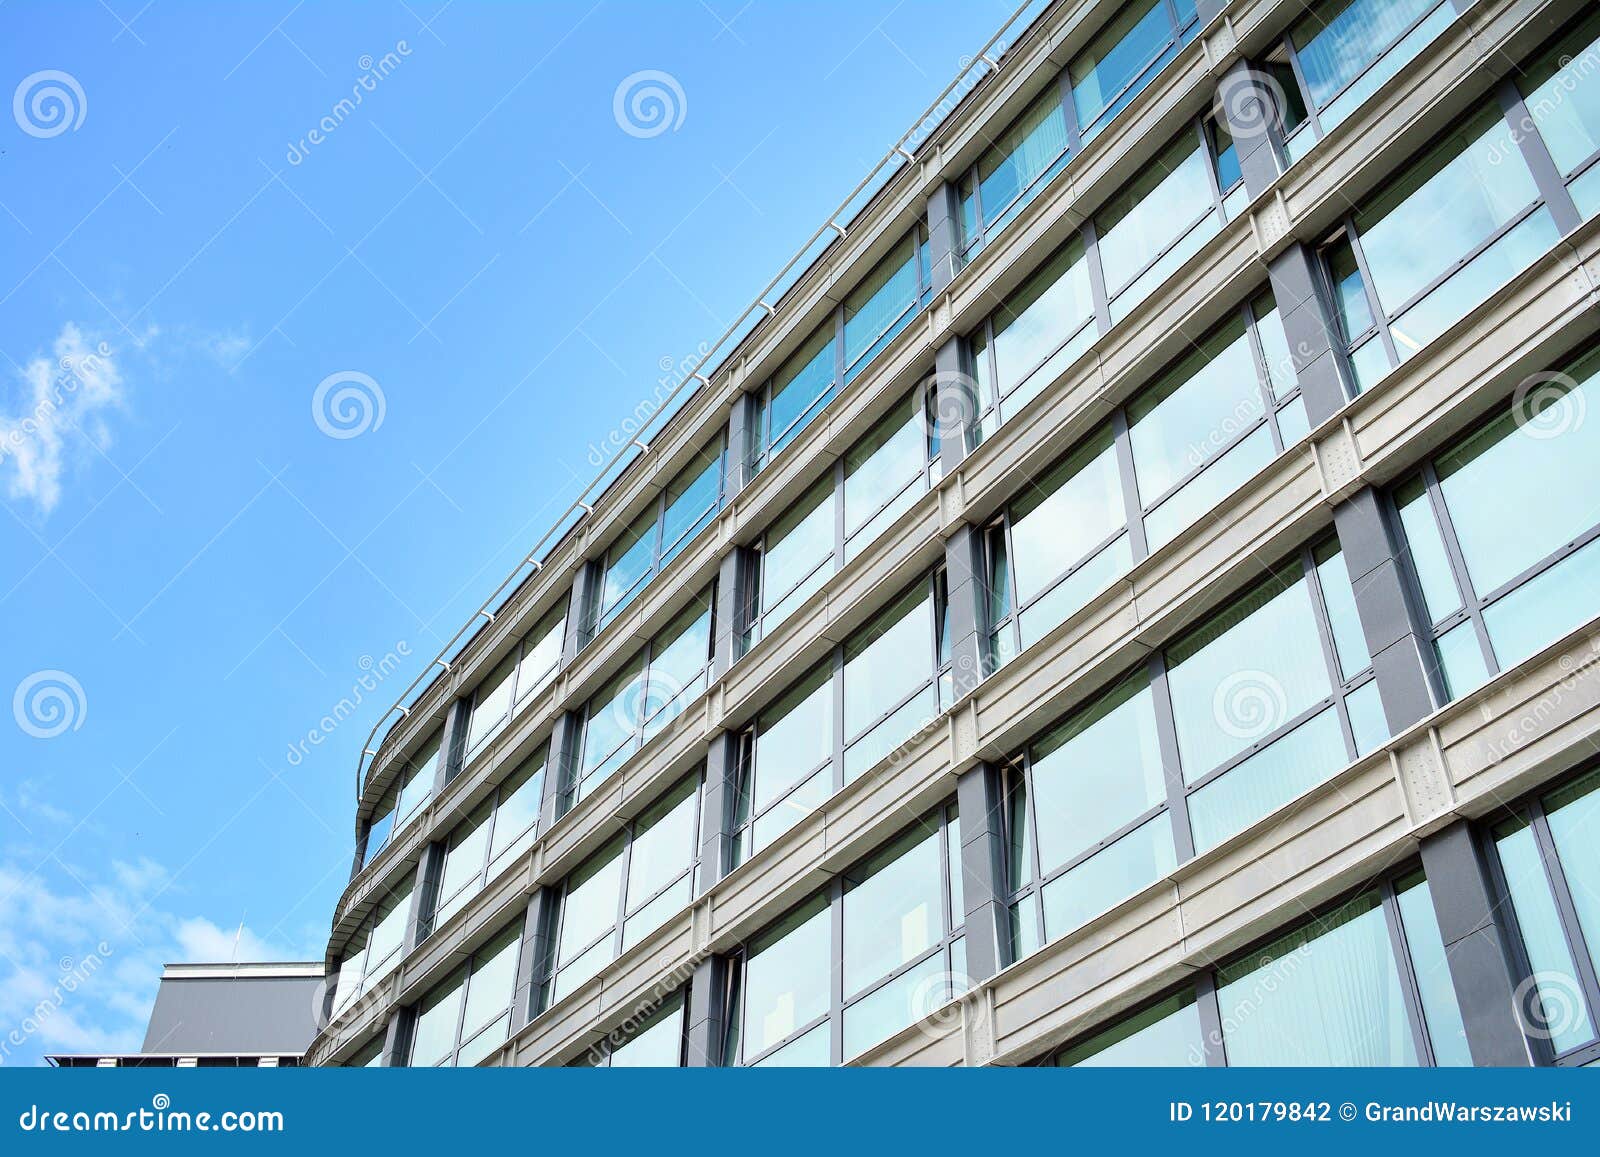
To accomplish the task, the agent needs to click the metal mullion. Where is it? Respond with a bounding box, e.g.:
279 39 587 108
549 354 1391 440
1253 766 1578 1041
1301 544 1360 761
1556 1038 1600 1067
1564 147 1600 188
1193 972 1228 1066
1148 652 1195 862
610 822 636 963
1496 82 1582 235
1181 694 1340 797
1022 753 1046 948
1420 463 1499 676
841 940 950 1016
968 162 985 251
829 878 845 1067
1014 526 1127 624
1280 35 1325 146
1082 218 1114 336
1529 806 1600 1030
1058 68 1082 157
1195 118 1228 230
1380 877 1439 1066
939 807 955 934
1342 214 1402 368
1108 200 1216 306
1382 200 1548 324
1242 302 1286 455
846 462 925 550
1111 406 1148 562
832 644 847 794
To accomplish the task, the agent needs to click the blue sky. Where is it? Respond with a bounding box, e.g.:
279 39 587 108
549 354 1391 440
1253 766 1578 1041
0 0 1014 1065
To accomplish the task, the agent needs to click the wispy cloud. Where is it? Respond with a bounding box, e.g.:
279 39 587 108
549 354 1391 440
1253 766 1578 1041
0 322 127 516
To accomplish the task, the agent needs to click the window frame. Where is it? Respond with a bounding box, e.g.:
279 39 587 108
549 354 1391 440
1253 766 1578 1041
408 920 523 1068
723 806 965 1067
463 598 569 761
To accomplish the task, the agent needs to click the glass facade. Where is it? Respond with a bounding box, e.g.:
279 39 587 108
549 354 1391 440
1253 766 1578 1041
464 600 567 759
427 746 547 933
1393 345 1600 702
733 572 949 863
1056 871 1468 1066
1516 11 1600 221
724 808 965 1066
410 922 522 1067
362 730 442 869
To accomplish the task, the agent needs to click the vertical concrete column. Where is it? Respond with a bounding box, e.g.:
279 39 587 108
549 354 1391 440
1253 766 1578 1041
378 1006 413 1067
513 888 557 1031
943 522 988 701
540 710 585 829
697 731 741 894
1419 823 1535 1065
926 181 961 295
712 547 751 679
955 762 1012 982
682 955 729 1066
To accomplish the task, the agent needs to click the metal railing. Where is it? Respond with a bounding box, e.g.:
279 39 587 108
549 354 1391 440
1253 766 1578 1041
351 0 1053 802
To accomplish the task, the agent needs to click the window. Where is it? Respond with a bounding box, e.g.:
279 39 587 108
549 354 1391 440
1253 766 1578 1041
1491 769 1600 1064
983 293 1308 666
573 588 714 804
1004 676 1174 956
574 992 687 1067
1164 543 1385 854
1322 103 1560 391
755 228 932 471
723 808 965 1065
546 774 701 1006
733 572 950 863
346 1039 385 1067
362 730 443 868
1070 0 1199 144
409 922 521 1067
332 875 413 1014
1054 870 1468 1065
593 437 724 634
1392 346 1600 702
959 85 1072 260
1517 11 1600 221
1280 0 1460 155
464 599 567 758
967 238 1095 442
1095 127 1232 324
426 746 547 934
747 387 939 649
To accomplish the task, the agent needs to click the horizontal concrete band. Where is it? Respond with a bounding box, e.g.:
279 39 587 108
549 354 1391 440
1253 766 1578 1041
344 0 1307 819
327 0 1573 958
308 205 1600 1065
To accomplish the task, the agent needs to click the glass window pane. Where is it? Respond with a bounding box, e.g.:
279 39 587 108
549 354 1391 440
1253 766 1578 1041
642 595 712 734
843 585 933 742
1394 873 1472 1066
842 952 948 1059
460 924 520 1045
762 478 834 630
1167 567 1334 779
1434 620 1490 702
1216 890 1419 1065
843 394 925 544
624 777 699 916
608 997 685 1067
990 239 1094 408
1252 292 1300 401
1011 427 1124 609
1345 679 1391 757
411 969 466 1067
844 236 919 372
1393 478 1461 625
1143 426 1275 551
1041 813 1175 940
1495 816 1598 1054
467 655 516 753
1436 352 1600 597
1315 540 1372 680
489 750 545 865
1544 771 1600 984
516 603 566 705
436 802 492 925
1071 0 1178 139
1056 992 1206 1066
975 86 1069 233
557 840 624 973
842 829 943 999
1029 677 1165 876
743 896 831 1059
580 656 645 787
1293 0 1443 110
1357 106 1539 316
1519 12 1600 177
1129 317 1264 505
752 665 834 813
1482 535 1600 670
768 326 837 456
396 732 440 824
660 438 722 561
1097 136 1214 297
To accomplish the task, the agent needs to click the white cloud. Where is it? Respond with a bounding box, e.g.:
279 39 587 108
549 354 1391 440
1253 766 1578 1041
0 322 126 516
0 852 309 1067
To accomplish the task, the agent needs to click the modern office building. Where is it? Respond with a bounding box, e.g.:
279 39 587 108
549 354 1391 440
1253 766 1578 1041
47 962 324 1068
307 0 1600 1068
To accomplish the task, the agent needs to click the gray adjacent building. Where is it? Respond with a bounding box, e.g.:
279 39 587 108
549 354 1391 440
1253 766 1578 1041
48 962 324 1068
309 0 1600 1069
